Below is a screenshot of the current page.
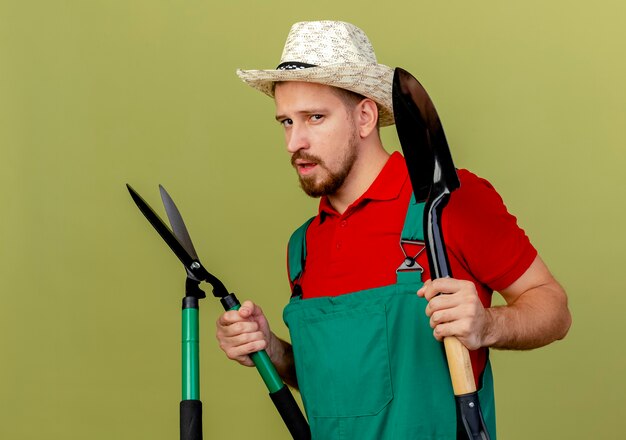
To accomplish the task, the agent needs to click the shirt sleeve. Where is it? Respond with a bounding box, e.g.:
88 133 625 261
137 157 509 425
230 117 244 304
443 169 537 292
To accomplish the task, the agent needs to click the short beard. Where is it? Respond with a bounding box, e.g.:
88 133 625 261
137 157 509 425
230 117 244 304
292 130 359 198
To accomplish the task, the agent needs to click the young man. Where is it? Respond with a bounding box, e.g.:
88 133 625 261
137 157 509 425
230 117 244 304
216 21 571 439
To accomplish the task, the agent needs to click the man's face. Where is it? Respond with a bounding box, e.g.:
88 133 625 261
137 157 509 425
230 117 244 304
274 82 360 198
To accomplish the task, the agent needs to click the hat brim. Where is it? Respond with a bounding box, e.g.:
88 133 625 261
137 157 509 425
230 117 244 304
236 64 395 127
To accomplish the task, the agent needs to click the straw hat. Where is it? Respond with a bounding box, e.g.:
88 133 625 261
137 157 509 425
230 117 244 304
236 20 395 127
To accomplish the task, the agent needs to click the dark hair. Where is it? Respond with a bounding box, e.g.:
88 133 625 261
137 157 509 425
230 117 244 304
330 87 381 130
272 81 366 106
329 87 367 108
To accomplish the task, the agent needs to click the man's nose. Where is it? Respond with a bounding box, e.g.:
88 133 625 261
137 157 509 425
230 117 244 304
286 125 309 154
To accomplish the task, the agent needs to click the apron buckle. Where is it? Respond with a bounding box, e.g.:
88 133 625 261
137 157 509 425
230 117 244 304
396 239 425 273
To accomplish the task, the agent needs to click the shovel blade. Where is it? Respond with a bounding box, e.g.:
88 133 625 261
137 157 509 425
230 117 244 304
392 67 459 202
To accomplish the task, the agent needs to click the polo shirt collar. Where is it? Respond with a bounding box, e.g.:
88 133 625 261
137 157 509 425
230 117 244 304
318 151 408 219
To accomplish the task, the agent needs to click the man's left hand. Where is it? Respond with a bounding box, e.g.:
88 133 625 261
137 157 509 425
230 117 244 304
417 278 492 350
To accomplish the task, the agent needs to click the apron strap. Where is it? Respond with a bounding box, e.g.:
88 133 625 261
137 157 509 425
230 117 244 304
401 193 425 241
287 216 315 296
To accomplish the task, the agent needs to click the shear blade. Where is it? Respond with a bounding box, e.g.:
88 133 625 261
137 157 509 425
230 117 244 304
159 185 200 261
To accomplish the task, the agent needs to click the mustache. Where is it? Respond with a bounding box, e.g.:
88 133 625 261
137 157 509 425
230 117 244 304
291 151 324 167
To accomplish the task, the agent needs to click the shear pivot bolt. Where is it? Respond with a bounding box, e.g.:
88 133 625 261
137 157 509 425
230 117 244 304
191 262 200 269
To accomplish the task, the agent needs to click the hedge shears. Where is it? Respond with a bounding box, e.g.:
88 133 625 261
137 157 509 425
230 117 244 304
127 184 310 440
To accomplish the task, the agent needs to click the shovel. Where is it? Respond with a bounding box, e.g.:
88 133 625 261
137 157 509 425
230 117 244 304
392 67 491 440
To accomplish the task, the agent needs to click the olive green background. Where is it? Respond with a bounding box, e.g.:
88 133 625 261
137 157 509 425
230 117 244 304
1 1 624 438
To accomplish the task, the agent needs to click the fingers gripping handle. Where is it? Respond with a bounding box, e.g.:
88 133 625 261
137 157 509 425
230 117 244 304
220 294 284 392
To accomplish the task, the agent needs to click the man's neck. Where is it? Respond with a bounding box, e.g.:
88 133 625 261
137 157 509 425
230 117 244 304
327 144 390 215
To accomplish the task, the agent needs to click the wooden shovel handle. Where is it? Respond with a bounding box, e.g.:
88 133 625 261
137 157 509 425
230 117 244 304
443 336 476 395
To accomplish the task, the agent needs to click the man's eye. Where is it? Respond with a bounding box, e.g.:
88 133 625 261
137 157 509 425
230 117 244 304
280 118 293 127
311 115 323 121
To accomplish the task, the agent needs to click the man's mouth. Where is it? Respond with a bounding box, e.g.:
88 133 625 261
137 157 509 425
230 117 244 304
295 160 317 175
292 152 321 175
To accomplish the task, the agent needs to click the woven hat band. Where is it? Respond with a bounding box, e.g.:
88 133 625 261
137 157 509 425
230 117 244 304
276 62 317 71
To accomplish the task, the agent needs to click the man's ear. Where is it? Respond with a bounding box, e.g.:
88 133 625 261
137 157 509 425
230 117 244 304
356 98 379 138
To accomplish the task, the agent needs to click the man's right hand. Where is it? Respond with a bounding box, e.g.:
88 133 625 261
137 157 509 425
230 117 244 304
215 300 277 367
215 300 298 388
